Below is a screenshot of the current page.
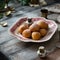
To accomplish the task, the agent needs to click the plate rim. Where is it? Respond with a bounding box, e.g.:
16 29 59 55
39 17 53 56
8 17 58 43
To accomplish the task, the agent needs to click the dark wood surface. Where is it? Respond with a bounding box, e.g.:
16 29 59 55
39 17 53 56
0 3 60 60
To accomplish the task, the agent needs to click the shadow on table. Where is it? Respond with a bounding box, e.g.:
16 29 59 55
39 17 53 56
0 52 9 60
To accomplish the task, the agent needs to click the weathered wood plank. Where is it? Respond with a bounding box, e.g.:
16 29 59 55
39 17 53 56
0 38 34 55
0 3 60 60
8 30 59 60
9 49 60 60
0 30 59 57
15 6 40 12
10 49 38 60
0 31 15 44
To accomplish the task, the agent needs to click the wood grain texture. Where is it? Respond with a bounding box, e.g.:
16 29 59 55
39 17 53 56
0 2 60 60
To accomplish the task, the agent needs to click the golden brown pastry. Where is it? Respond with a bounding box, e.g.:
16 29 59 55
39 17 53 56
40 29 47 37
18 23 29 34
37 20 48 29
32 32 41 40
29 23 40 32
22 29 31 38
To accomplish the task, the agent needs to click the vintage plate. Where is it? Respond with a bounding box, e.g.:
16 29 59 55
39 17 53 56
9 17 58 43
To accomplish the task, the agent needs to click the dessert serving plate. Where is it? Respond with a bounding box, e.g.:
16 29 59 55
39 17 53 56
9 17 58 43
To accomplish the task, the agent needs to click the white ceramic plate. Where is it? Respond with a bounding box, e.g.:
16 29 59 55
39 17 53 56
9 17 58 43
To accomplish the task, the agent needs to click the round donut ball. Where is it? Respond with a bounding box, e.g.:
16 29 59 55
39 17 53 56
32 32 41 40
22 29 31 38
18 23 29 34
40 29 47 37
37 20 48 29
29 23 40 32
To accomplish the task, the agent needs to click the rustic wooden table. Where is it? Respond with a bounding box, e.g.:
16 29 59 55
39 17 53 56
0 3 60 60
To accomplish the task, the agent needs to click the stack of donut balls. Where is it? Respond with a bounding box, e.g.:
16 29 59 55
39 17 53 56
18 20 48 40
